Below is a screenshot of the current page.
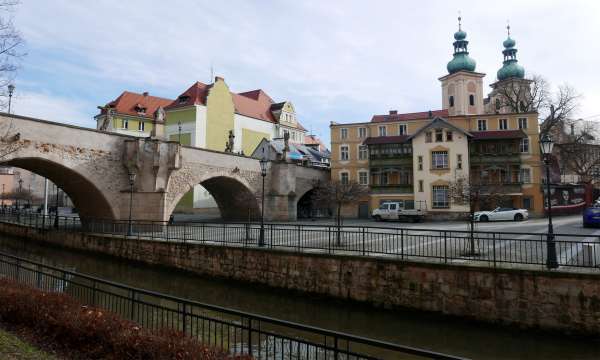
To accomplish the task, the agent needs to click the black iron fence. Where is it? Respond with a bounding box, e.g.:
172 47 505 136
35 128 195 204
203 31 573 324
1 211 599 270
0 251 465 360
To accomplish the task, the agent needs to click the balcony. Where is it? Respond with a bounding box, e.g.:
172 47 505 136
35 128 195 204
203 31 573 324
475 182 523 195
469 152 522 165
369 156 413 167
370 184 413 194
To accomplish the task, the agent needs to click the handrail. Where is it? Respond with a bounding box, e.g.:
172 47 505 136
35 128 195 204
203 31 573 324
0 250 468 360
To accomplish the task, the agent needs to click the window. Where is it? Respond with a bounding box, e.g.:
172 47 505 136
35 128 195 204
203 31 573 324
520 168 531 183
340 146 349 160
418 156 423 171
495 98 501 110
425 132 432 143
399 124 407 135
432 186 450 208
418 180 424 192
457 154 462 169
518 118 528 129
381 172 388 185
446 131 453 142
358 127 367 138
523 197 532 210
341 128 348 139
499 118 508 130
449 96 454 107
469 94 475 106
477 119 487 131
340 172 349 185
435 129 443 142
178 95 190 104
432 151 448 169
378 126 387 137
358 171 368 185
358 145 368 160
138 121 145 132
123 119 129 129
519 138 529 153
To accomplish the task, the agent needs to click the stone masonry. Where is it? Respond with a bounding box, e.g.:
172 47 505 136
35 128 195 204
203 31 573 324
3 222 600 337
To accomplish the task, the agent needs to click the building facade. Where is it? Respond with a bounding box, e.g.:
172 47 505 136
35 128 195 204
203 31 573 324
330 20 544 218
97 77 309 212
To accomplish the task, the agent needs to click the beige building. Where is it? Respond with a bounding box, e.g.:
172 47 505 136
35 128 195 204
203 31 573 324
330 20 544 218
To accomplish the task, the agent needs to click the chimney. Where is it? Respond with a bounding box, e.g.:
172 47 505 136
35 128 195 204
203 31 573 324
428 110 433 119
143 92 149 97
389 110 398 115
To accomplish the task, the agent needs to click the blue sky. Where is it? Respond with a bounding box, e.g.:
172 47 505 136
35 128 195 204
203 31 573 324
10 0 600 146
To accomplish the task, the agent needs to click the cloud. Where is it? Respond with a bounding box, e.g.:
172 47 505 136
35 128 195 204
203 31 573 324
13 90 93 128
11 0 600 145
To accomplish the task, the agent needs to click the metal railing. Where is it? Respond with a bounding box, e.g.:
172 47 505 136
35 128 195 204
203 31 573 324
0 211 599 270
0 251 465 360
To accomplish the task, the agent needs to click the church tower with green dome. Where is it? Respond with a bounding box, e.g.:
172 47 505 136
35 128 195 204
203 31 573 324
439 16 485 116
486 24 533 114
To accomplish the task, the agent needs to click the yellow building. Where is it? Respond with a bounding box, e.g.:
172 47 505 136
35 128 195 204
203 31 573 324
330 20 544 218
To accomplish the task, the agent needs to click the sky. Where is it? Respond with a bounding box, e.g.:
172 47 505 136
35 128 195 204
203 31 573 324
9 0 600 146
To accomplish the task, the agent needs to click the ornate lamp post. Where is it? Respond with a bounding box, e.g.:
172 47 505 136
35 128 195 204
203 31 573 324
540 134 558 269
127 172 136 236
7 84 15 114
54 184 60 228
259 157 269 247
16 178 22 220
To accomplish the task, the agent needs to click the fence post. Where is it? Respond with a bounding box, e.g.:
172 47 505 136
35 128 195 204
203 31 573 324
130 289 136 322
443 231 447 264
362 227 366 256
400 228 404 260
334 335 339 360
297 225 301 251
328 226 332 254
182 302 188 335
492 233 497 269
248 318 253 357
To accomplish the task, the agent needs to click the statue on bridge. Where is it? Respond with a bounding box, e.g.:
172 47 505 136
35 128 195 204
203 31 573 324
151 106 167 140
225 130 235 152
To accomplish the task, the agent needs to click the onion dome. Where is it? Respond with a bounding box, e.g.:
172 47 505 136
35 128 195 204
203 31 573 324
497 24 525 81
447 16 477 74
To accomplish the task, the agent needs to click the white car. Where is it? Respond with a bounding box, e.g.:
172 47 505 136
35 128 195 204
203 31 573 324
473 207 528 222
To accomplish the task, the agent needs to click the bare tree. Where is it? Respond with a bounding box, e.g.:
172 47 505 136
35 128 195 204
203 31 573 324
492 75 580 138
0 0 24 109
312 180 368 246
555 120 600 184
449 174 510 256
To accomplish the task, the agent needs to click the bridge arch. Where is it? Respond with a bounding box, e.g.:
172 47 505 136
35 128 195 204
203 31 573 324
1 157 117 220
166 171 261 221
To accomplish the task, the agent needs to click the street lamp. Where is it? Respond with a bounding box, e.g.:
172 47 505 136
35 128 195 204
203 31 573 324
127 172 136 236
54 184 60 228
540 134 558 269
17 178 22 222
259 157 269 247
7 84 15 114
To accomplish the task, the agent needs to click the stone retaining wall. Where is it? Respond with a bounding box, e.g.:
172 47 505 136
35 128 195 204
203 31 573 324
2 222 599 336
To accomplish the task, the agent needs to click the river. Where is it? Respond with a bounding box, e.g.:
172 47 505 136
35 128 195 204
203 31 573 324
0 235 597 360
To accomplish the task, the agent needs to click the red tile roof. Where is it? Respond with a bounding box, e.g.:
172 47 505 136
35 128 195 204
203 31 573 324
101 91 173 119
304 134 328 152
471 130 527 140
165 82 211 110
232 89 277 123
371 109 448 123
363 135 410 145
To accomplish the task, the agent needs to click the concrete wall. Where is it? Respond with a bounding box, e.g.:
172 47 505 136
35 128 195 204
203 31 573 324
3 222 599 336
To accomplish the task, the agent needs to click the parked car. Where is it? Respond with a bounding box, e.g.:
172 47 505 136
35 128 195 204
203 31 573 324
582 202 600 227
473 207 528 222
372 201 427 222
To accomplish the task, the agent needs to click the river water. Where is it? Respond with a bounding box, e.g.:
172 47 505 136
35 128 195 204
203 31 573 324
0 235 598 360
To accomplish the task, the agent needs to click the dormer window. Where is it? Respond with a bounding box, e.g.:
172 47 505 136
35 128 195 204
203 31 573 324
134 104 147 115
178 95 190 104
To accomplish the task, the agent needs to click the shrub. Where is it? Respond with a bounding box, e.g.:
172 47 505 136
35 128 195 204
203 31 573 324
0 278 252 359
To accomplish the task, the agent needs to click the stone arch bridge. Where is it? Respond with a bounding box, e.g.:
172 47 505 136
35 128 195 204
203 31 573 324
0 114 329 221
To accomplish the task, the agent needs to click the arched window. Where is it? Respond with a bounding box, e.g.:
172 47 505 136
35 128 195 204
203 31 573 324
449 96 454 107
469 94 475 106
